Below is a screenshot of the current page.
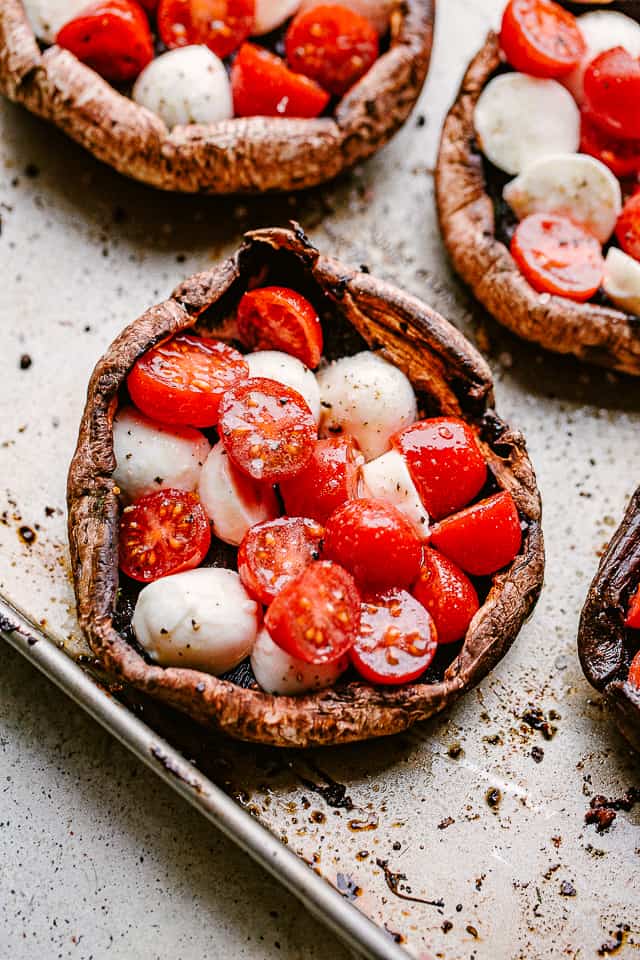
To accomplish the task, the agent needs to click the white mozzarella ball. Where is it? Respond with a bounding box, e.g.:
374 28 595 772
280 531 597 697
563 12 640 104
133 568 259 674
23 0 89 43
503 153 621 244
603 248 640 315
113 406 211 501
360 450 429 539
198 441 279 546
252 0 301 35
317 351 417 461
132 47 232 129
474 73 580 176
298 0 391 33
246 350 321 421
251 628 347 695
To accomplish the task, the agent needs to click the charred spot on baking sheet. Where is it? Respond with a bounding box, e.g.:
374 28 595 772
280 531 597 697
297 766 354 811
19 354 32 370
376 858 445 909
485 787 501 811
18 525 36 546
522 705 559 740
585 788 640 833
598 924 631 957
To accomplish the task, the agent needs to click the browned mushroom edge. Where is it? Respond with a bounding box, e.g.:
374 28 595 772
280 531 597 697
67 224 545 747
0 0 434 194
578 487 640 751
435 29 640 377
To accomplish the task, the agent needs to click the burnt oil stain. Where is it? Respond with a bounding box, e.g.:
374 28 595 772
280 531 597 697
522 705 559 740
297 765 354 811
598 924 631 956
585 788 639 833
348 815 379 832
486 787 502 811
335 873 362 901
376 859 445 908
18 525 37 546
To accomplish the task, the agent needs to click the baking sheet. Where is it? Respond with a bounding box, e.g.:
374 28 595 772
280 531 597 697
1 1 639 957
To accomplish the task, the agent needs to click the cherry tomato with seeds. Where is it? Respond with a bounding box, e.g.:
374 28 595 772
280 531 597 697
279 435 364 524
219 377 316 482
350 589 438 685
580 107 640 179
157 0 255 59
429 491 522 577
265 560 360 664
629 650 640 688
127 333 248 428
119 489 211 582
615 194 640 263
625 583 640 629
412 547 479 645
237 286 323 368
285 4 379 98
56 0 154 84
499 0 585 79
511 213 604 302
238 516 324 606
584 47 640 142
231 43 330 119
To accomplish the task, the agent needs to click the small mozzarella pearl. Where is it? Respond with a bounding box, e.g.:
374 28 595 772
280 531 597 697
133 46 232 129
251 628 347 695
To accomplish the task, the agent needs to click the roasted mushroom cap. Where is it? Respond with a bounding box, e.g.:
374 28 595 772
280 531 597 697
579 487 640 751
0 0 434 193
435 28 640 376
67 225 544 747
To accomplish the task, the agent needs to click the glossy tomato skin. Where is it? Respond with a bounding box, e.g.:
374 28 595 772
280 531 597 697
279 435 363 524
285 4 379 97
412 547 479 645
127 334 248 428
350 589 438 685
238 516 324 606
231 44 330 119
265 560 360 664
157 0 254 58
429 491 522 577
119 489 211 582
584 47 640 142
500 0 584 78
323 498 423 591
625 584 640 629
219 377 316 482
56 0 154 84
237 286 323 368
629 650 640 687
511 213 604 302
581 107 640 178
392 417 487 521
615 194 640 263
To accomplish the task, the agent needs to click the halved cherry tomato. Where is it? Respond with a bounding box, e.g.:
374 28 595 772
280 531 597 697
219 377 316 482
615 194 640 263
323 498 422 590
138 0 158 11
127 334 248 428
511 213 604 302
119 489 211 582
237 286 323 368
584 47 640 141
157 0 254 58
231 43 330 120
581 107 640 179
279 435 363 524
392 418 487 521
56 0 153 84
499 0 585 79
285 4 379 98
429 491 522 577
238 516 324 605
350 589 438 685
625 584 640 629
629 650 640 687
265 560 360 664
412 547 479 645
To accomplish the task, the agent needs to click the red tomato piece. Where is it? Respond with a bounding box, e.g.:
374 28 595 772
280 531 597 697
265 560 360 664
629 650 640 687
511 213 604 302
127 334 248 428
625 584 640 629
119 489 211 582
584 47 640 142
238 516 324 606
56 0 153 84
412 548 479 645
237 286 323 368
615 194 640 263
157 0 254 58
231 43 330 119
279 435 363 524
323 498 423 591
581 107 640 178
137 0 158 11
429 491 522 577
392 418 487 521
499 0 585 78
285 4 379 98
350 589 438 685
219 377 316 482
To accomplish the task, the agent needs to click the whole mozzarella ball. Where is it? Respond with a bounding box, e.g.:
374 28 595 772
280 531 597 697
132 46 232 129
251 628 348 695
198 441 279 546
298 0 392 33
361 449 429 538
132 568 259 673
23 0 89 43
113 406 211 501
246 350 321 420
252 0 301 35
317 351 417 461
